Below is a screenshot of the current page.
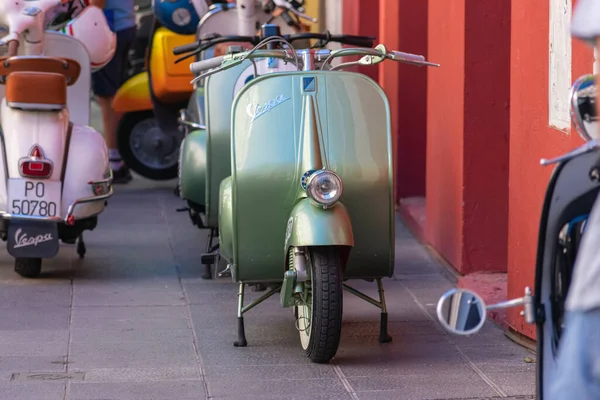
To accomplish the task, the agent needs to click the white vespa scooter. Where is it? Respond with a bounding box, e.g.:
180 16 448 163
0 1 116 278
192 0 315 38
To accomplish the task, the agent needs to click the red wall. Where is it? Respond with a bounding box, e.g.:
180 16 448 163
462 0 511 273
426 0 511 274
426 0 465 269
506 0 594 338
379 0 429 201
342 0 380 82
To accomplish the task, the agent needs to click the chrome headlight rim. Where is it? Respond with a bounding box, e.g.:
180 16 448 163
305 169 343 208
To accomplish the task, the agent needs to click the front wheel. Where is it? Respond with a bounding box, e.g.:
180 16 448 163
297 247 343 363
117 111 181 181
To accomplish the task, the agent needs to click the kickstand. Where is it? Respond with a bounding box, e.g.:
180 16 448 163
342 278 392 343
76 234 86 259
201 228 219 280
201 264 212 280
377 278 392 343
233 283 282 348
234 283 248 347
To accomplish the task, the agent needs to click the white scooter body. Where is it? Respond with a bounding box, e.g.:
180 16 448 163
198 1 306 41
0 2 115 273
0 6 114 221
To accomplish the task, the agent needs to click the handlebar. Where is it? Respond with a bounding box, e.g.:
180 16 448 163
174 35 255 56
188 45 440 79
389 51 425 64
173 32 375 59
190 56 225 74
0 0 65 56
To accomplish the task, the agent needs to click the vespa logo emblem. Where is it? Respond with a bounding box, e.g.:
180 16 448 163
247 94 290 122
13 228 54 249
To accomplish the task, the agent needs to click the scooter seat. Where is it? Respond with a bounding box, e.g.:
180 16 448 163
5 71 67 111
0 56 81 86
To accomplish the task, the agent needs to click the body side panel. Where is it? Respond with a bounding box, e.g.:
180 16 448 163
179 129 207 204
112 72 153 113
205 60 299 227
149 27 195 103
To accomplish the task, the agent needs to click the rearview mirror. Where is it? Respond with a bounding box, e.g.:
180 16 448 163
436 289 486 335
436 287 536 336
570 74 598 142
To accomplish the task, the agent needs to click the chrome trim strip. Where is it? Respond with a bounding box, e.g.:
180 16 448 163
7 102 65 111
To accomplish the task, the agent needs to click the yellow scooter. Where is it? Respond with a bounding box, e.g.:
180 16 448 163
112 20 195 180
113 0 313 181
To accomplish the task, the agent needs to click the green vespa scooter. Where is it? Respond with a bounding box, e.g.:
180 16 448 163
174 29 374 280
190 41 439 362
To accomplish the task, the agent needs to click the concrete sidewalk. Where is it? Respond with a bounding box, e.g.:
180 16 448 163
0 178 536 400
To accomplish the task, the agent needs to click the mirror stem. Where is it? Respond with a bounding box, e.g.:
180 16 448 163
486 287 535 324
486 297 525 310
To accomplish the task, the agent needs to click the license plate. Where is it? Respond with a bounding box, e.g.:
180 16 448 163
7 179 61 218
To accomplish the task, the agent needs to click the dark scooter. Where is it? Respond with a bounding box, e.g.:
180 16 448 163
434 74 600 399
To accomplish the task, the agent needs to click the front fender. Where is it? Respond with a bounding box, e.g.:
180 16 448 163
284 199 354 254
179 129 207 205
112 72 152 113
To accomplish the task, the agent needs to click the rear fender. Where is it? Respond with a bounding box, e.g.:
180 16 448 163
112 73 152 114
179 129 207 206
62 125 110 219
284 199 354 256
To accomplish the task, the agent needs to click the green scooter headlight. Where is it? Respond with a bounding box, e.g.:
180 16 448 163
306 170 343 208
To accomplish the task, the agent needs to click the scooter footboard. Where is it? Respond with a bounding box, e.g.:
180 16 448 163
62 125 110 219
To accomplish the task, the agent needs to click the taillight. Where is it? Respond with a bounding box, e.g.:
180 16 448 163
19 145 53 179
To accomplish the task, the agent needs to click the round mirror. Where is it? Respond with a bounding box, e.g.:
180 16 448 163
570 74 598 142
436 288 486 335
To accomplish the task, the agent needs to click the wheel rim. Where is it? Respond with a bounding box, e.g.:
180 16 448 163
129 118 180 170
297 258 313 351
293 248 313 351
298 290 312 350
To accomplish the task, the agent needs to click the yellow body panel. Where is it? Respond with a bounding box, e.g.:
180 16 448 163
149 27 195 103
304 0 323 32
112 72 153 113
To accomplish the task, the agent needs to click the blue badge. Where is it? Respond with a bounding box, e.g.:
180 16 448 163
302 77 316 92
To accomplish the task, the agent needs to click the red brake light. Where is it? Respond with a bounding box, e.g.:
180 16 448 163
19 145 53 179
21 161 52 178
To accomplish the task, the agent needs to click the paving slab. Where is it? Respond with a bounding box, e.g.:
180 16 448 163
69 381 207 400
0 172 537 399
0 382 65 400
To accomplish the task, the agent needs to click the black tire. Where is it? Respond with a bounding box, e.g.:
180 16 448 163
297 247 343 363
117 111 180 181
14 258 42 278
